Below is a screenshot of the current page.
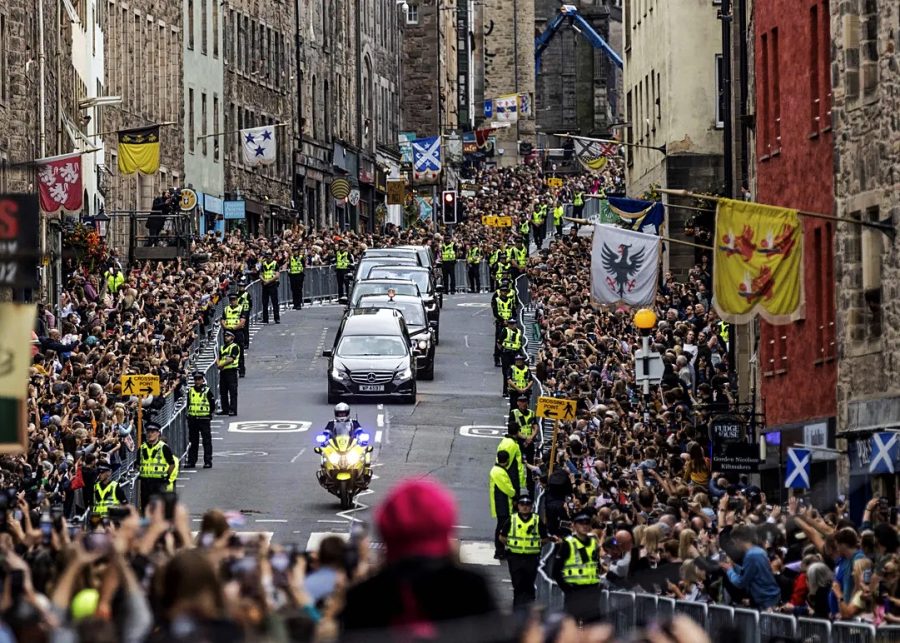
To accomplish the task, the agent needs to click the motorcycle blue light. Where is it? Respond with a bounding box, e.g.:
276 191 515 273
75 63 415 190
315 433 328 444
358 432 371 444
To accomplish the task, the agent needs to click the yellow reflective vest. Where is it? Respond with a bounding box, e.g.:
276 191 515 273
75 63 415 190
222 305 243 329
495 294 515 320
489 464 515 518
105 270 125 294
336 251 350 270
93 480 121 516
501 327 523 351
561 535 600 585
510 365 530 390
289 256 305 274
467 247 482 264
507 513 542 555
140 442 178 488
512 408 536 440
553 206 564 224
261 260 278 282
513 246 527 266
219 343 240 370
188 386 211 418
497 437 526 491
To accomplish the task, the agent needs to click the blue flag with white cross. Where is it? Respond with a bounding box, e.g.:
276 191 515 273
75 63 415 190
785 447 810 489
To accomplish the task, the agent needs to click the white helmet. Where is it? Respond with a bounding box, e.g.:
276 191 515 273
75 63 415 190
334 402 351 421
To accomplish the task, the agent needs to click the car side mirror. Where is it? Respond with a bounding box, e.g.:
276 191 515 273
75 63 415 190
314 447 322 454
322 349 333 357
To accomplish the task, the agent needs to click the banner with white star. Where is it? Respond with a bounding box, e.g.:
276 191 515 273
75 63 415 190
240 126 277 167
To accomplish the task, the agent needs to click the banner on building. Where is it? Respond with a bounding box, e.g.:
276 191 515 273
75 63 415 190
573 138 619 172
607 196 664 235
412 136 441 181
494 95 518 123
386 180 406 206
518 93 533 118
713 198 804 325
591 224 659 308
117 125 161 175
483 99 493 119
0 303 37 453
36 153 83 215
785 448 810 489
398 132 416 164
240 126 277 167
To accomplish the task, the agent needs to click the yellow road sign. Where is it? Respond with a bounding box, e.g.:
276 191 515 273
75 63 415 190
536 396 577 420
546 177 563 188
481 215 512 227
121 374 161 396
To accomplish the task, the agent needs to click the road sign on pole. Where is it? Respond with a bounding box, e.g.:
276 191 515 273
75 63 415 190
536 396 576 420
121 374 161 397
633 348 664 384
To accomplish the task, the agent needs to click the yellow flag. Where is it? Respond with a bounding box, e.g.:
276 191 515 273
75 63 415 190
117 125 161 175
713 198 804 325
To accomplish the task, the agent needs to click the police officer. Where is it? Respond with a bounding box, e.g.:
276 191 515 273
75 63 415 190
497 426 526 496
488 241 511 291
517 214 530 241
498 318 524 396
489 450 516 560
186 371 216 469
440 235 458 294
573 189 585 219
507 356 534 410
491 282 518 367
104 264 125 295
552 510 603 623
494 250 514 286
237 277 252 351
260 249 281 324
221 292 247 377
553 201 565 238
531 201 547 248
288 246 306 309
499 494 549 608
511 237 528 279
334 241 352 299
138 422 178 511
508 395 539 465
217 331 241 416
92 463 127 517
466 242 482 293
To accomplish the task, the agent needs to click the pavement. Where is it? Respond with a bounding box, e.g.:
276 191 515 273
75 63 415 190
176 292 516 602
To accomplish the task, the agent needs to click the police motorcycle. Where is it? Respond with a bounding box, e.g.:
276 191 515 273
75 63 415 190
314 404 373 509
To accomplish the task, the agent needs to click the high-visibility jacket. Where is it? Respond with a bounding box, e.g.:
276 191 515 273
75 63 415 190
511 408 536 440
289 256 305 274
239 291 251 314
495 261 512 281
510 365 530 390
467 247 482 264
553 206 564 225
140 442 178 488
490 248 510 266
495 295 515 321
187 386 212 418
518 219 530 235
336 251 350 270
498 437 526 491
507 513 541 555
489 464 515 518
219 343 240 370
561 535 600 585
261 260 278 282
441 243 457 262
105 270 124 294
717 320 729 344
574 192 584 207
93 480 121 516
512 246 527 266
532 206 546 225
501 327 523 351
222 305 243 329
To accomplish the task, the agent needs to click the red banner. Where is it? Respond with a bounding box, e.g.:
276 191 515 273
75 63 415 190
37 153 83 214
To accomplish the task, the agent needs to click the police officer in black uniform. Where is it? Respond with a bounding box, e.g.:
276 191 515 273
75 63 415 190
217 331 241 415
334 241 353 299
508 394 539 464
221 292 247 377
259 249 281 324
237 277 252 352
497 318 524 397
499 494 549 608
138 422 178 511
491 281 518 367
186 371 216 469
440 234 460 294
288 245 306 309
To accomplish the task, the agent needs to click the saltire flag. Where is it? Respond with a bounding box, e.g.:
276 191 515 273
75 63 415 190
591 224 660 308
117 125 161 175
573 138 619 172
36 153 83 214
240 125 277 167
494 95 519 122
412 136 441 181
869 432 898 475
785 448 810 489
713 198 804 325
607 196 665 236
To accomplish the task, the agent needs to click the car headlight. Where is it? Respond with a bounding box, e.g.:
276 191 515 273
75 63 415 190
425 300 436 311
417 339 428 351
345 450 361 466
395 366 413 381
326 452 342 466
331 368 347 381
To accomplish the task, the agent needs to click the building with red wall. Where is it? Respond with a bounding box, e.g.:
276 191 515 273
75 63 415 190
754 0 837 503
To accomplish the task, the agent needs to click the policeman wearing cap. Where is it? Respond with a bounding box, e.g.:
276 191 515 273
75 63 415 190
506 355 533 410
499 493 549 608
139 422 178 510
92 462 127 517
288 245 306 310
489 450 516 560
186 371 216 469
491 281 518 367
237 277 252 351
498 318 524 397
334 241 353 299
260 249 281 324
217 331 241 415
508 395 539 464
552 508 603 623
221 292 247 377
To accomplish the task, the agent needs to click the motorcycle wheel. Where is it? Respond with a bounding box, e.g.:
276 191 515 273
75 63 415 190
339 482 353 510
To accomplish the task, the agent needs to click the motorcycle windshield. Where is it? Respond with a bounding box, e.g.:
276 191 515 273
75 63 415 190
332 420 353 439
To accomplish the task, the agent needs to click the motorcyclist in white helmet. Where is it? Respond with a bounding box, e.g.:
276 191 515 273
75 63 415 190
324 402 363 436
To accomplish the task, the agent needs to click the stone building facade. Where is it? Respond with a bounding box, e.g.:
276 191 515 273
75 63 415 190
831 0 900 500
102 0 184 211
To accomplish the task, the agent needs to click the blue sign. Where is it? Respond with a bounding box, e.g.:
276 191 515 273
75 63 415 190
869 432 898 474
484 99 493 119
785 448 810 489
204 194 224 215
223 200 246 220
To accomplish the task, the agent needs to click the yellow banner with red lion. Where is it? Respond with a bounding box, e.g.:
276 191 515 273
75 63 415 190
713 198 804 325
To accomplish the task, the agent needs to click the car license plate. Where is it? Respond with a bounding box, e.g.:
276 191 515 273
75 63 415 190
359 384 384 392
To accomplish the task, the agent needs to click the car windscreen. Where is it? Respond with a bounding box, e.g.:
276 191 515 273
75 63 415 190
357 301 426 326
357 258 417 279
337 335 408 357
368 268 430 293
351 282 419 305
364 250 421 265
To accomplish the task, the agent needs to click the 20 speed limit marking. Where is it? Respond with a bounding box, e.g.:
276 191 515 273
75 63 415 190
228 421 312 433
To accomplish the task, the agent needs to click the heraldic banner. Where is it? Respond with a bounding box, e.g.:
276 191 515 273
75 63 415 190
591 223 659 308
713 198 804 325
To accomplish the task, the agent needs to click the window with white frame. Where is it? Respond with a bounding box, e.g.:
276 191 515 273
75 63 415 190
406 4 418 24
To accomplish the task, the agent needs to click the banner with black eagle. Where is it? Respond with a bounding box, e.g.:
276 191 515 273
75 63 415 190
590 224 660 308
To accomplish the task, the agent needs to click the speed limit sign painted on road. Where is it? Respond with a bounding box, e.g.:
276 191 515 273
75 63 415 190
228 421 311 433
459 425 506 439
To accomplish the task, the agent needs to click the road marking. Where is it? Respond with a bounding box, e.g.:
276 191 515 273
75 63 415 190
457 302 490 308
212 437 224 440
376 414 384 428
255 519 288 523
375 430 383 443
377 404 383 410
316 519 348 524
217 450 269 457
290 448 306 463
228 420 311 433
459 425 506 439
256 386 287 391
464 335 470 348
453 525 472 529
458 541 500 566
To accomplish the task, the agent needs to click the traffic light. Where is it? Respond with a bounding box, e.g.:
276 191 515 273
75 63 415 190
441 190 458 224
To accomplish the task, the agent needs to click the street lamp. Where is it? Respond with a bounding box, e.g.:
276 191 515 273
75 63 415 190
93 209 110 239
